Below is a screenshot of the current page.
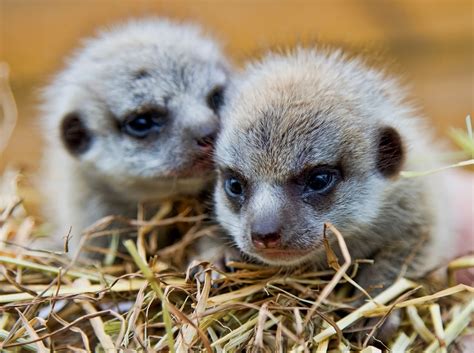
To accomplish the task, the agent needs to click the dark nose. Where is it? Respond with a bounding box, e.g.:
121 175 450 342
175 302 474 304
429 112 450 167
196 133 216 150
251 231 281 249
191 120 217 150
251 217 282 249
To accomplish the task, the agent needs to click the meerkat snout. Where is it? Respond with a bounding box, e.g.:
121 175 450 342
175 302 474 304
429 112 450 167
214 48 449 284
40 18 232 255
186 114 218 150
250 208 283 249
251 230 281 250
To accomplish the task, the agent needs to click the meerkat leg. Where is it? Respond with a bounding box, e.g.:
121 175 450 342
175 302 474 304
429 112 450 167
187 236 241 282
352 241 425 344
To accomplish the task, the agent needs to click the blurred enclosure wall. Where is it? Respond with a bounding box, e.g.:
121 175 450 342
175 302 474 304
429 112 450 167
0 0 473 172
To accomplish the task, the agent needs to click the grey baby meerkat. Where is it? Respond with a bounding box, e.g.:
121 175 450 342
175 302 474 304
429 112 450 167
214 48 453 292
40 19 230 254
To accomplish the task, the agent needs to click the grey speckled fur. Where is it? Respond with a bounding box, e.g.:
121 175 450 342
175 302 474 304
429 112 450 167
39 18 231 255
214 48 454 290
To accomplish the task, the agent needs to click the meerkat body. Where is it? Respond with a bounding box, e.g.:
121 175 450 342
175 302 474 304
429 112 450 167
40 19 230 255
214 48 454 290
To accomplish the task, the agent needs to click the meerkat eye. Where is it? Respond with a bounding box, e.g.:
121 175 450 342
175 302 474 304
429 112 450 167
305 169 340 194
122 108 167 139
126 116 153 136
224 177 245 198
207 86 224 112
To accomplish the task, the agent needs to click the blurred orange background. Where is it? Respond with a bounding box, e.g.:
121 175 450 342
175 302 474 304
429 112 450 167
1 0 473 172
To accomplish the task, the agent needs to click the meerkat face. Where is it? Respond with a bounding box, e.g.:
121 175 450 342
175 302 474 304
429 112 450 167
214 49 407 266
46 20 230 200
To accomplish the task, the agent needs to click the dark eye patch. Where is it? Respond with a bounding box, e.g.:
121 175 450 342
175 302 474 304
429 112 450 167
207 86 224 112
60 112 92 155
122 107 168 139
306 170 336 193
220 167 248 211
287 165 342 209
302 167 341 195
224 177 244 197
133 69 151 80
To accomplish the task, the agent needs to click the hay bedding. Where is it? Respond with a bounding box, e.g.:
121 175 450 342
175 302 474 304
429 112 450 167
0 66 473 352
0 170 472 352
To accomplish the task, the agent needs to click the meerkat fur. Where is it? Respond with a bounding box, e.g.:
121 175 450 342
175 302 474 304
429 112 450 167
39 18 231 255
214 48 454 290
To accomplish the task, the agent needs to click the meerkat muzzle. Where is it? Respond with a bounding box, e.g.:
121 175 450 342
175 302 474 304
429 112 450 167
251 231 281 249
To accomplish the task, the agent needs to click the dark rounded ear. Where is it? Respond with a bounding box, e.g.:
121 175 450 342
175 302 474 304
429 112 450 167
60 112 92 155
375 126 404 177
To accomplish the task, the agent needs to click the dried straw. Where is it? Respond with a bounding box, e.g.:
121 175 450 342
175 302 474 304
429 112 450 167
0 169 472 352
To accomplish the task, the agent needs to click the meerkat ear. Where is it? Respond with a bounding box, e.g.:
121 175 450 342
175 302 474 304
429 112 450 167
60 112 92 155
375 126 405 178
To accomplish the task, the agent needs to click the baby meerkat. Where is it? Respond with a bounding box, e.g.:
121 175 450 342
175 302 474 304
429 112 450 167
40 19 230 254
214 48 454 291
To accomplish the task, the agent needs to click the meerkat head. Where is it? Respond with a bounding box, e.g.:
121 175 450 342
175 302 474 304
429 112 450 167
43 19 230 200
214 48 414 267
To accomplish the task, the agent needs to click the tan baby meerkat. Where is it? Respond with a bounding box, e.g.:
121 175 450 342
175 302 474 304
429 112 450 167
213 48 453 291
40 19 230 255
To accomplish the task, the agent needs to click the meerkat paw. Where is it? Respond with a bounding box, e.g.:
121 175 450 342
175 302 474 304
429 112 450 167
186 260 222 284
186 256 223 283
186 237 240 283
